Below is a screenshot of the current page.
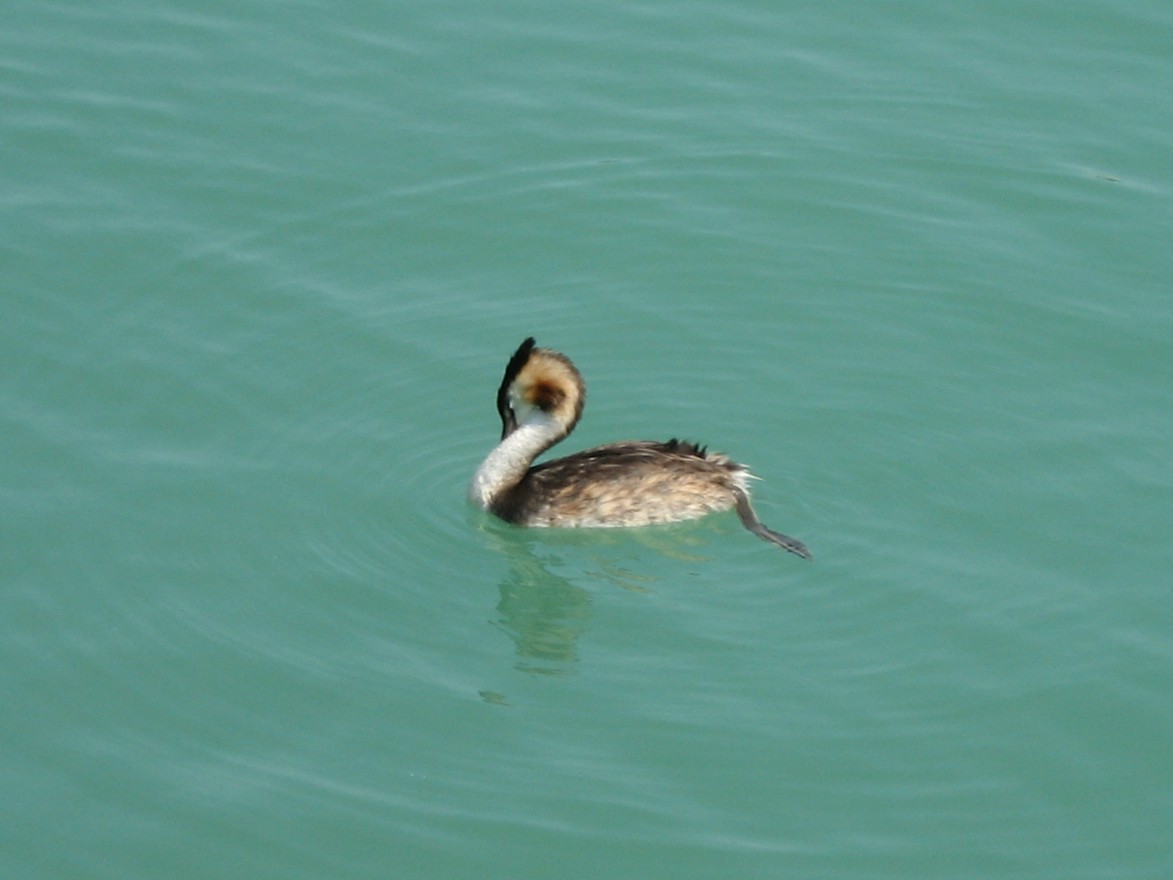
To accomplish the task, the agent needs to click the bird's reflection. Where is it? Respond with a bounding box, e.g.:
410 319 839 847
494 550 591 674
477 516 710 675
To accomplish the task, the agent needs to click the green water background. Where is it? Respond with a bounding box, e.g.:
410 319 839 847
4 0 1171 877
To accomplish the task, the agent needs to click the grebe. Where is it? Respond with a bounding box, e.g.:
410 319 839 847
470 338 811 559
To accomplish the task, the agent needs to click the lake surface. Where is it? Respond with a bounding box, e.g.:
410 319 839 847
4 1 1171 877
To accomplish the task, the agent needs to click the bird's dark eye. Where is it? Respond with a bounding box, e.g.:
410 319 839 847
500 403 519 440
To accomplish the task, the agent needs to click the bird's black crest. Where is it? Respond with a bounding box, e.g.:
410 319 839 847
496 337 536 436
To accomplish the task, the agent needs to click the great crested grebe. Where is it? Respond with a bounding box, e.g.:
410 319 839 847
469 338 811 559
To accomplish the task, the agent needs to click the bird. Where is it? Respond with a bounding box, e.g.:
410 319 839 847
469 337 810 559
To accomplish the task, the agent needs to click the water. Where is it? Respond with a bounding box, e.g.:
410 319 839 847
3 0 1171 877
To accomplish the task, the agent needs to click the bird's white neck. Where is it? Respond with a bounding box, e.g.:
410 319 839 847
469 412 565 509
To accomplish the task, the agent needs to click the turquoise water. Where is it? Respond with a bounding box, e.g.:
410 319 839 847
4 0 1171 877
